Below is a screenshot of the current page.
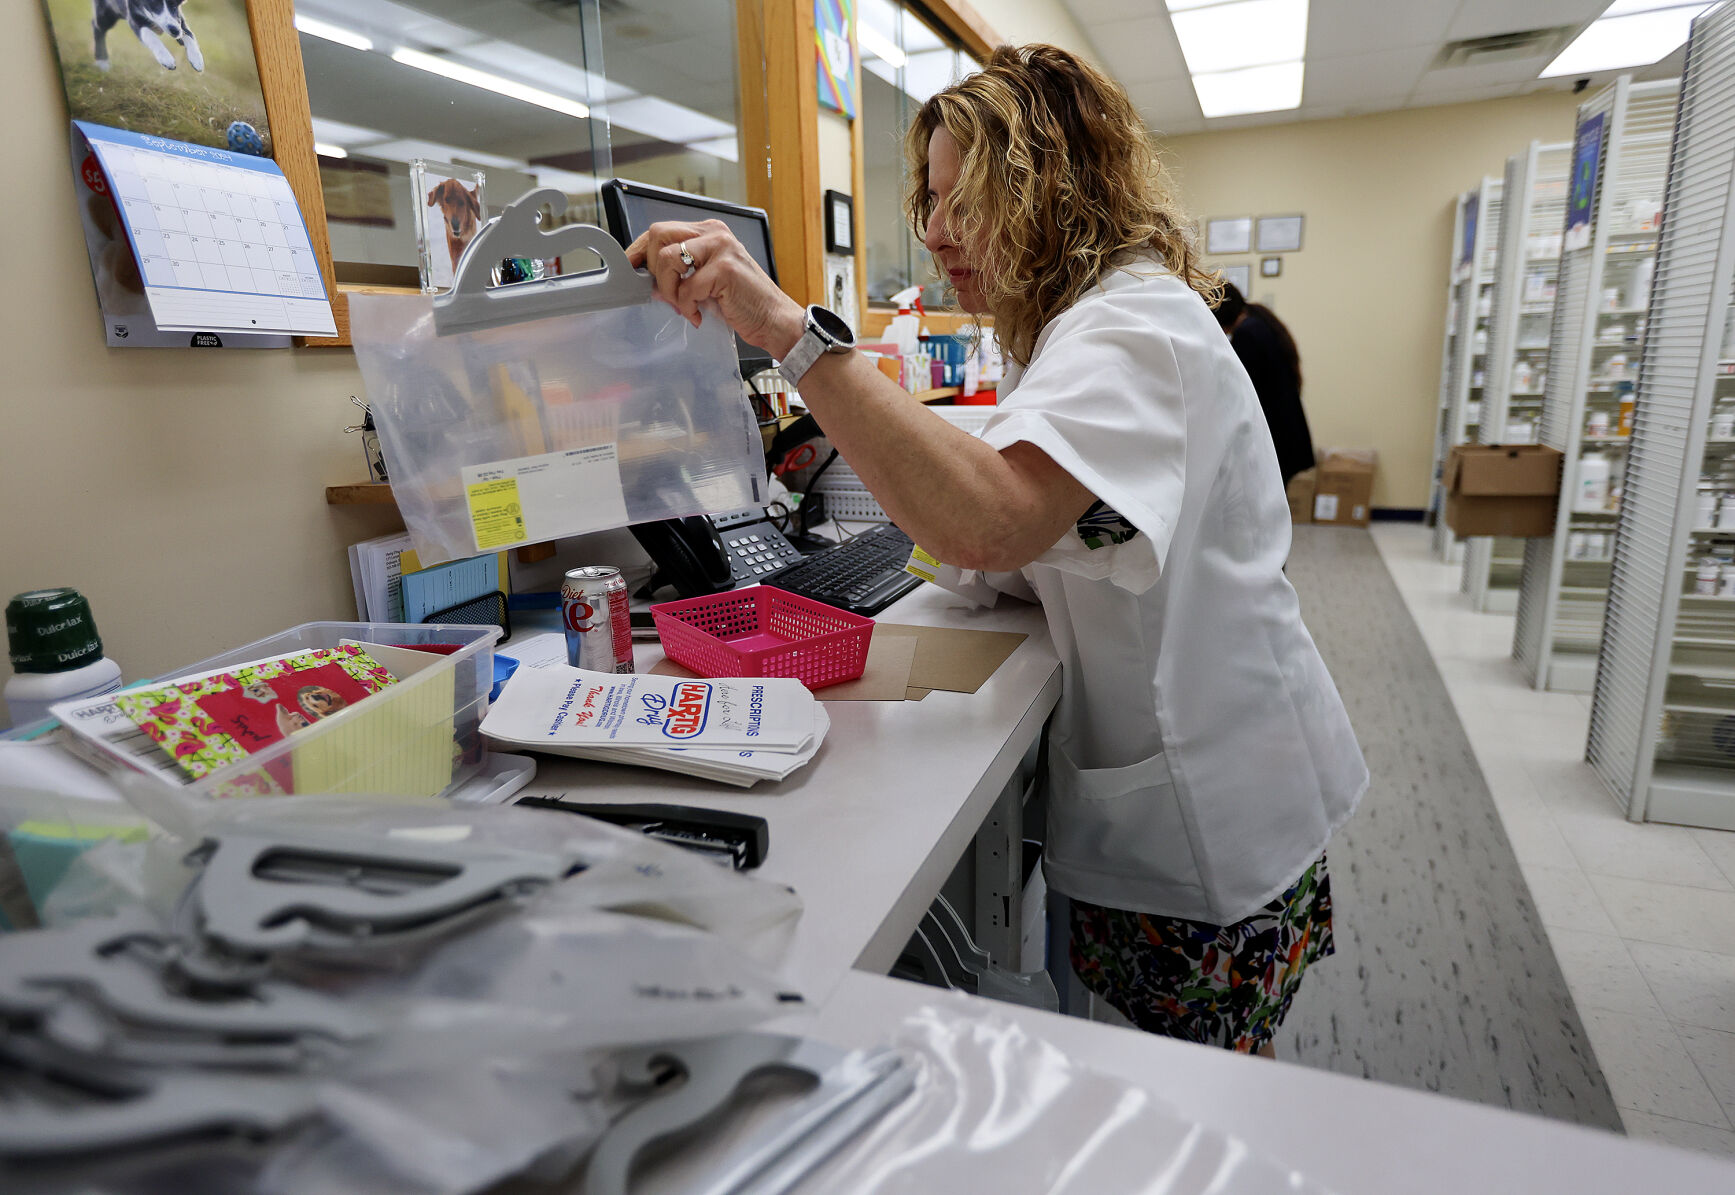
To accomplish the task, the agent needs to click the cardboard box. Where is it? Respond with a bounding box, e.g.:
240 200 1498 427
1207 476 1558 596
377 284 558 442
1443 444 1562 537
1286 469 1316 524
1312 450 1377 527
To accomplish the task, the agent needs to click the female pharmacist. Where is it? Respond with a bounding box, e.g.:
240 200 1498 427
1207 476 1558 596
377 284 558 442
627 44 1368 1057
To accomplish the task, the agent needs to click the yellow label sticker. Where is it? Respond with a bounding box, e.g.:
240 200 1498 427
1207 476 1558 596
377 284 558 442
466 477 529 550
905 544 941 583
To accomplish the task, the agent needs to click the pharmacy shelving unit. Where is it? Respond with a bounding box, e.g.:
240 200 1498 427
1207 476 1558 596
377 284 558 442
1429 178 1502 564
1427 194 1469 548
1512 76 1679 693
1589 6 1735 828
1462 142 1570 614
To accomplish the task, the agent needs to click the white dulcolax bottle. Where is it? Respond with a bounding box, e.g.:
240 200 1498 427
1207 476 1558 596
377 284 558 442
5 588 123 729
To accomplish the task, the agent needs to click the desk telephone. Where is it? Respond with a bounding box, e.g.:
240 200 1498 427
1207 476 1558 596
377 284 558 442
630 508 805 598
634 511 924 617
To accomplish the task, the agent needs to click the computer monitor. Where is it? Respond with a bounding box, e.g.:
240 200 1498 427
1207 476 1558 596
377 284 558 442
601 179 779 376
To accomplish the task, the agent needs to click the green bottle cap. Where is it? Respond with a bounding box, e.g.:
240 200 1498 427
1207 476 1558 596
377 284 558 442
6 589 104 674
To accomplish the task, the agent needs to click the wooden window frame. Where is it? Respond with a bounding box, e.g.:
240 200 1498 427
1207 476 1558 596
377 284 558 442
852 1 998 332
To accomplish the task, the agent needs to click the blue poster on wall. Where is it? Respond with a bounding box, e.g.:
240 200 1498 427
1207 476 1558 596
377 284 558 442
816 0 857 118
1458 191 1480 279
1565 111 1606 252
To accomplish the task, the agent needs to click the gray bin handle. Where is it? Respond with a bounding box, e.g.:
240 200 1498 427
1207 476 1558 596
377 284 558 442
433 188 653 335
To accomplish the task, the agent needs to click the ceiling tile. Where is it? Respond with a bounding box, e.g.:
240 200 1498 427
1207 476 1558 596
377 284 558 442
1305 0 1456 57
1125 76 1203 128
1090 14 1190 83
1302 44 1437 106
1404 82 1530 109
1446 0 1607 41
1063 0 1164 25
1156 116 1207 137
1304 95 1416 120
1204 107 1311 131
1409 54 1557 97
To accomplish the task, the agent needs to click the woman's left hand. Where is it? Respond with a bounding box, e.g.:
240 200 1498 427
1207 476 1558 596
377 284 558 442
625 220 805 358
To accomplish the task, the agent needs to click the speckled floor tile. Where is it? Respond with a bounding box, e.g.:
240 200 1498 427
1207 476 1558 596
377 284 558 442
1275 525 1621 1130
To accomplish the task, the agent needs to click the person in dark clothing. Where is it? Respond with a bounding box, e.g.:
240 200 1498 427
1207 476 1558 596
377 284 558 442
1213 283 1315 483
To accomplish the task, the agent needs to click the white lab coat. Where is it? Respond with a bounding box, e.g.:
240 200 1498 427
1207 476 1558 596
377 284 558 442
964 258 1368 925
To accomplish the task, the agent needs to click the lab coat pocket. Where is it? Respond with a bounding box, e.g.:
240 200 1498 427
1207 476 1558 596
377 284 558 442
1046 741 1186 881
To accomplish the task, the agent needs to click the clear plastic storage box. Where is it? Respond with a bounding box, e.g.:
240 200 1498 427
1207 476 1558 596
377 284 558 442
67 622 501 802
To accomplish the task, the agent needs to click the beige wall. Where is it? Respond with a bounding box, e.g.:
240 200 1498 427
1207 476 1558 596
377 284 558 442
1161 91 1585 509
1 6 400 716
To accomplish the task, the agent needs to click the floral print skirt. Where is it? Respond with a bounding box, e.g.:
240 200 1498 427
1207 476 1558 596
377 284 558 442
1068 855 1334 1053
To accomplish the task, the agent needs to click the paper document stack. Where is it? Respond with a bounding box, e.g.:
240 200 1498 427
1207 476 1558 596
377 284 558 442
484 634 827 786
347 533 414 622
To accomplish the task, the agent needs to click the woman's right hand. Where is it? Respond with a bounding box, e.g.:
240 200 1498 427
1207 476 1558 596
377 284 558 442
625 220 806 359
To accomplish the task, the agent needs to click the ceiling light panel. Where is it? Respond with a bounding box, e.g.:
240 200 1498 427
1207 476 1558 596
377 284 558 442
686 136 742 163
1603 0 1702 14
1192 60 1305 117
606 96 734 146
310 116 388 147
389 47 591 119
294 15 373 52
1541 4 1709 77
1170 0 1308 75
858 22 908 69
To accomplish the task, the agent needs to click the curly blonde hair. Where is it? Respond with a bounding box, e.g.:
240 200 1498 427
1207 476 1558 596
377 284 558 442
905 44 1218 366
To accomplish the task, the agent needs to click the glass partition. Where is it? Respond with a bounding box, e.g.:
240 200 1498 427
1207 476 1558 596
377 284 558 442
859 0 972 304
295 0 758 284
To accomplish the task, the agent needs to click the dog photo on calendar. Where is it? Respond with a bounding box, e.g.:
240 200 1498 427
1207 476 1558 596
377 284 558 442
39 0 273 156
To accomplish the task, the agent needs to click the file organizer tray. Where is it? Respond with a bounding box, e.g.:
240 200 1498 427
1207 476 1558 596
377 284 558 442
349 189 766 567
78 622 500 802
651 586 873 689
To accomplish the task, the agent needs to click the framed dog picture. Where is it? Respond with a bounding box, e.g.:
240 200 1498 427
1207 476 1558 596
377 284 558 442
411 160 486 294
39 0 273 156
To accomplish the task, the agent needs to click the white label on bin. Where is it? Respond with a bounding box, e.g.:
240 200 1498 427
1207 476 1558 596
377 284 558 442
1314 493 1339 521
461 445 630 552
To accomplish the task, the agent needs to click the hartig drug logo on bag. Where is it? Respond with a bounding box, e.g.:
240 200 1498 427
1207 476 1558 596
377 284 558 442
637 681 713 738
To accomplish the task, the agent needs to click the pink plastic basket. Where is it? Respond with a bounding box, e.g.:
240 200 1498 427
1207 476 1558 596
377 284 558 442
650 586 874 689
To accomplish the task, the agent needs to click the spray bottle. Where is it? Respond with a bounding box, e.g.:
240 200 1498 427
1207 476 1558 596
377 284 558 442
887 285 925 359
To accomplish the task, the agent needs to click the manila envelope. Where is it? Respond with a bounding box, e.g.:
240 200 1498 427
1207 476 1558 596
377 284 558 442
872 624 1027 694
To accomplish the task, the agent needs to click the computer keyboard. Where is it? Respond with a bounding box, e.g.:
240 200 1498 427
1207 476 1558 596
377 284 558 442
764 524 923 616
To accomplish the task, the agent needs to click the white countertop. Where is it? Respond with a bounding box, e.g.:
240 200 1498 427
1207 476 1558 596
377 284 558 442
511 583 1062 1003
781 971 1735 1193
507 576 1735 1189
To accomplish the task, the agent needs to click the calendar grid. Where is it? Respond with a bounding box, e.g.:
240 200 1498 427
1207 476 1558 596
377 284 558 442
76 122 337 337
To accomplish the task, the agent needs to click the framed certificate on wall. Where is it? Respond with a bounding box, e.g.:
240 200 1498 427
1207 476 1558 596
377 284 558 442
1206 217 1254 255
1256 215 1304 253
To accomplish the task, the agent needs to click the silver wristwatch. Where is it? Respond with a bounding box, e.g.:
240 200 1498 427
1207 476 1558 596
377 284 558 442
777 305 857 386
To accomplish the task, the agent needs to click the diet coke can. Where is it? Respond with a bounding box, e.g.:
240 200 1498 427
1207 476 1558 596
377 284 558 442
561 566 634 674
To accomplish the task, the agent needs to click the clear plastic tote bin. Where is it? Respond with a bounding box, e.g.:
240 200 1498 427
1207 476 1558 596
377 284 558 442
349 190 766 567
55 622 499 803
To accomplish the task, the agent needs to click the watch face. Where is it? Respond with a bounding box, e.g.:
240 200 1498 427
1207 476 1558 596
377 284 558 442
809 305 855 348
